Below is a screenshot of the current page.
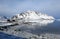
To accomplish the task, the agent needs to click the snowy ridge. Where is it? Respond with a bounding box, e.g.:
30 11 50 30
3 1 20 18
0 10 55 27
0 16 7 22
11 10 55 23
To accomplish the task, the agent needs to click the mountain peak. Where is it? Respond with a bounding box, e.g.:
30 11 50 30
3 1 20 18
10 10 55 22
26 10 36 13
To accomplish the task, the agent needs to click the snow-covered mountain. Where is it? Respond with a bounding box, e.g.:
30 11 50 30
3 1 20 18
10 10 55 22
0 16 7 22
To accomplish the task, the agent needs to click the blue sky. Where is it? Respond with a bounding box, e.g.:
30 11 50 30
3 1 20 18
0 0 60 18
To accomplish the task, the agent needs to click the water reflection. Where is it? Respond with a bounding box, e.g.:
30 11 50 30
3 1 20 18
0 32 27 39
19 20 60 35
1 20 60 39
30 20 54 26
20 20 54 29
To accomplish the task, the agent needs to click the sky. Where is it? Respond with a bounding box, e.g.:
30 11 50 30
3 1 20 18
0 0 60 18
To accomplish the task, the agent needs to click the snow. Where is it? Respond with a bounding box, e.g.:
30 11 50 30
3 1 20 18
11 10 55 22
25 10 40 19
0 13 57 39
0 10 55 27
0 11 59 39
0 16 7 22
0 22 17 26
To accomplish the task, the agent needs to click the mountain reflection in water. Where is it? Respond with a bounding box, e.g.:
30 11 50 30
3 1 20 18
0 20 60 39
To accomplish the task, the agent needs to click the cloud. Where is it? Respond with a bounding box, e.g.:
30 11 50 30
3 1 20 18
0 0 60 17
